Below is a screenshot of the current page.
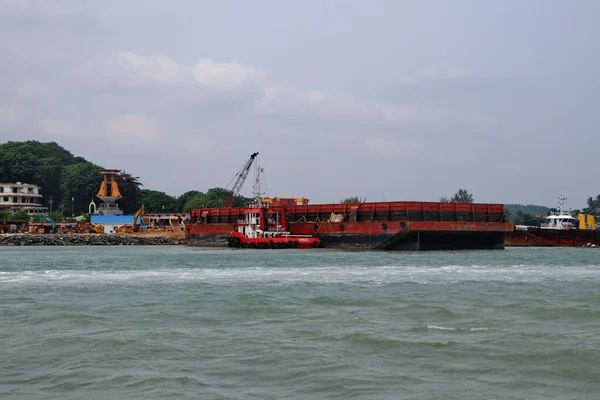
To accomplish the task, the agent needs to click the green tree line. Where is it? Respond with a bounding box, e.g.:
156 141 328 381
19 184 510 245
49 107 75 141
3 141 599 224
0 141 252 221
440 188 474 203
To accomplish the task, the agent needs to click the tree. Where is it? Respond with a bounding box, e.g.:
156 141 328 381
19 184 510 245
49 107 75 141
504 204 551 220
514 211 543 226
583 194 600 214
117 171 143 214
341 196 366 204
59 162 103 216
183 192 207 211
451 189 474 203
232 194 253 207
140 189 178 213
204 187 251 208
0 211 10 222
205 187 231 208
440 189 474 203
176 190 201 212
11 210 30 222
48 211 64 222
0 140 79 207
180 188 253 211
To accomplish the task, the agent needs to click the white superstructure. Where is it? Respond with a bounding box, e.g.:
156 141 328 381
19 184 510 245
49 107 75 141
540 196 576 230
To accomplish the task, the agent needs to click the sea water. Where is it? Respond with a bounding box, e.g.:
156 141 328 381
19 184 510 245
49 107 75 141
1 246 599 399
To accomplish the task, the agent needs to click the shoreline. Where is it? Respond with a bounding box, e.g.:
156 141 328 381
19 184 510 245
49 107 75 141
0 233 186 246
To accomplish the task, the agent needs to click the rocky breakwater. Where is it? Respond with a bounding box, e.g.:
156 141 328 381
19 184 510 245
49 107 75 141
0 233 186 246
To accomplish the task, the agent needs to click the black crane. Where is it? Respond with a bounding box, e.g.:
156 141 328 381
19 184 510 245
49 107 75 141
224 152 259 207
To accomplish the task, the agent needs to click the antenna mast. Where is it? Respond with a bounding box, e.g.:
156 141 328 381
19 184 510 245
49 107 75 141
253 164 266 200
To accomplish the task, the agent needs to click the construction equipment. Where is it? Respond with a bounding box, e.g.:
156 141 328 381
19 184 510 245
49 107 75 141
75 222 104 234
132 204 146 232
115 204 146 234
39 213 57 232
115 224 133 234
169 216 182 232
224 152 259 208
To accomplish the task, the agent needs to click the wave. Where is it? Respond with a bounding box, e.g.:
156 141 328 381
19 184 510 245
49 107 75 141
425 325 491 332
2 264 600 286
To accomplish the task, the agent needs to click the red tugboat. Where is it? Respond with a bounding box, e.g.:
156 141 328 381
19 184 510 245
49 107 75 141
227 203 321 249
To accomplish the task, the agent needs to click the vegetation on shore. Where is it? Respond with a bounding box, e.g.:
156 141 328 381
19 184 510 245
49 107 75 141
1 141 598 226
0 141 251 222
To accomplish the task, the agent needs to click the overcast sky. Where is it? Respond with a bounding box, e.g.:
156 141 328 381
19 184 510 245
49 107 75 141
0 0 598 208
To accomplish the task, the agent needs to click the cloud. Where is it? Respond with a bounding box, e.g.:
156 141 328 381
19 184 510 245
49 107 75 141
105 52 465 130
365 136 424 157
0 105 25 125
365 138 401 156
253 84 458 126
0 0 31 14
15 81 52 99
116 51 191 85
104 113 164 145
113 52 264 89
37 117 76 137
4 0 598 207
192 59 264 88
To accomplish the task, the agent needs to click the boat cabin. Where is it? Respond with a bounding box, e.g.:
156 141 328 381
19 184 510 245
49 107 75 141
235 207 289 238
540 196 576 230
541 214 576 230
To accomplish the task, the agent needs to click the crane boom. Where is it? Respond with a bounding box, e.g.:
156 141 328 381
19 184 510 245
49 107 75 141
224 152 259 207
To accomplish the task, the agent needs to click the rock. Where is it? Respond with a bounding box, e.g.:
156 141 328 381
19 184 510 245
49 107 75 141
0 233 187 246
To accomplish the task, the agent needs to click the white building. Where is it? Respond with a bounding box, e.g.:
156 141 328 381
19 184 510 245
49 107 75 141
0 182 48 214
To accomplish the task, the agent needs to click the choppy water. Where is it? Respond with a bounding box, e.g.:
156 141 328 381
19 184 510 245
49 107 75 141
1 246 600 399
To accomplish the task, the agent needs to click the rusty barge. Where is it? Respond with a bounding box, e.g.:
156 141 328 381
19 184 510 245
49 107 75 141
504 197 599 247
505 228 599 247
186 199 513 251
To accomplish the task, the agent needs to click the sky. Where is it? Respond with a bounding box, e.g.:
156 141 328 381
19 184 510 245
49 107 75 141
0 0 598 209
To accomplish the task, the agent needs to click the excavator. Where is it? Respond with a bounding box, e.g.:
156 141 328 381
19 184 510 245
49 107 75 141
132 204 146 232
115 204 146 234
39 213 57 233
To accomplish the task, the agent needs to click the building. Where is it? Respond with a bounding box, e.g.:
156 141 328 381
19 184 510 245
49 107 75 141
90 215 141 234
0 182 48 214
96 169 124 216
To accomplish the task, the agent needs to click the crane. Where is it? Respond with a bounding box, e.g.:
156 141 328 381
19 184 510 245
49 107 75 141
224 152 259 207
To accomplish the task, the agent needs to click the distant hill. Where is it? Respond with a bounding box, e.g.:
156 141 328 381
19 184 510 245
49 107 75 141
0 140 252 217
0 140 92 210
504 204 551 219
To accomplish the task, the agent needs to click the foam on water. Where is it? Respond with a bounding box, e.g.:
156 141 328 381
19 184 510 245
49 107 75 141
2 262 600 286
426 325 491 332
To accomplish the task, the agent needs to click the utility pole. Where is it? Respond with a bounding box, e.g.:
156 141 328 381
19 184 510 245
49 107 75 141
71 197 74 217
48 196 53 213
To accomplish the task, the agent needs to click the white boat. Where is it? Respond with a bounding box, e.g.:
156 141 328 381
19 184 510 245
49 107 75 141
540 196 577 230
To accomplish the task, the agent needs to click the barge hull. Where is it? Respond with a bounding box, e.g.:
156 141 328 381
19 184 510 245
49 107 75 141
505 229 599 247
186 200 512 251
186 221 509 250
